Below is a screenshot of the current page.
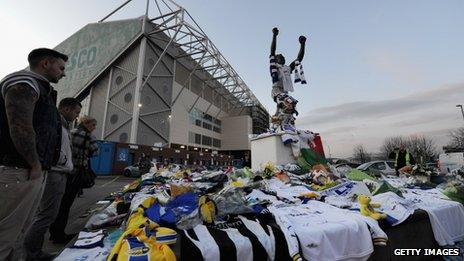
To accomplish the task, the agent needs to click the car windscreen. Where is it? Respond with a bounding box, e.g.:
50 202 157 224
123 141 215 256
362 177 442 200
386 161 395 168
357 163 370 170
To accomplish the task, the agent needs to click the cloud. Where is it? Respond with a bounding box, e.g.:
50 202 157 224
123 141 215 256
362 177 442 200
299 83 464 125
389 111 455 128
364 48 424 85
419 128 455 137
296 83 464 157
304 99 425 124
321 125 359 135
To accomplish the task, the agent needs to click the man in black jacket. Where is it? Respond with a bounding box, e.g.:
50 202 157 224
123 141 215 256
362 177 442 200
0 48 67 260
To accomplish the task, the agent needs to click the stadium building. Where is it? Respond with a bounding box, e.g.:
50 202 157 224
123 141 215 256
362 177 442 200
53 0 269 169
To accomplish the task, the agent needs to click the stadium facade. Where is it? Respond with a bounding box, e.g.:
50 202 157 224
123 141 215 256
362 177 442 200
52 0 269 166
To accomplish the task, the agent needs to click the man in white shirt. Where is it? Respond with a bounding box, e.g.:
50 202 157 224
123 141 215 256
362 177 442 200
24 98 82 260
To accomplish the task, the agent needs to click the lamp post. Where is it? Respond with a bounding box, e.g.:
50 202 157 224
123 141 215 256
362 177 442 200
456 105 464 121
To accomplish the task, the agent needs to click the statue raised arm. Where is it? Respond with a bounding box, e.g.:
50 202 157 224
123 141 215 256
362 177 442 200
290 36 306 71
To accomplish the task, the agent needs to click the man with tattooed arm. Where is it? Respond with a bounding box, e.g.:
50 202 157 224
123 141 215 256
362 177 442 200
0 48 67 260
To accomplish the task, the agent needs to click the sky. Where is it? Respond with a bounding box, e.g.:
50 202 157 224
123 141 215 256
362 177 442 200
1 0 464 157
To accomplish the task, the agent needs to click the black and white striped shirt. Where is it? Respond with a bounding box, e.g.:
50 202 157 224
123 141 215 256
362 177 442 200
180 215 294 261
269 55 279 84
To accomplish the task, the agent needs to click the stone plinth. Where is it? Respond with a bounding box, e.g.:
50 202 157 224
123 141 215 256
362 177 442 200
250 133 295 171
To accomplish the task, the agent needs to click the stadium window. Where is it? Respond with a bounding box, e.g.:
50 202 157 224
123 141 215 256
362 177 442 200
213 126 221 133
213 138 221 148
189 132 195 143
202 122 212 130
202 113 213 122
202 135 212 146
195 134 202 144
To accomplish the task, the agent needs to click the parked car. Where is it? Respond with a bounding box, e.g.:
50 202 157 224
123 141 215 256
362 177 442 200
356 160 396 176
333 163 355 176
425 162 440 174
124 162 159 177
232 159 244 168
439 152 464 174
327 158 360 168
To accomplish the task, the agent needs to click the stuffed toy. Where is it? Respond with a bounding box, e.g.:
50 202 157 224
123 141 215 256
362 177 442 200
311 177 338 191
270 115 282 132
312 164 328 173
399 165 413 175
276 170 291 183
312 170 327 184
312 164 338 185
300 191 320 200
358 194 387 220
231 180 245 188
262 161 278 178
199 195 217 224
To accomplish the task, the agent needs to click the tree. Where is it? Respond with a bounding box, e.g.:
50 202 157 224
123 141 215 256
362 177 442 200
381 136 407 159
408 135 438 164
447 127 464 149
381 135 438 164
353 144 371 164
370 152 386 161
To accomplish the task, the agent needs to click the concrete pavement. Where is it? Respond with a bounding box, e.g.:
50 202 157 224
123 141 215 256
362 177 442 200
42 175 134 255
